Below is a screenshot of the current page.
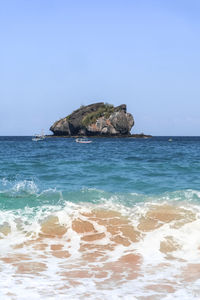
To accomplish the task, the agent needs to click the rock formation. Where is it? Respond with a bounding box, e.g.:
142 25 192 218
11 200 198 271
50 102 134 136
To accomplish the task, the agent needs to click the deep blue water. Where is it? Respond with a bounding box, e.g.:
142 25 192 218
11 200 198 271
0 136 200 210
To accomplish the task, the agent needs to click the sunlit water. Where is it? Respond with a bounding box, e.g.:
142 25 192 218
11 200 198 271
0 136 200 299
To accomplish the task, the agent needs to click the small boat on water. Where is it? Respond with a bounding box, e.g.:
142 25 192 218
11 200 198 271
75 137 92 144
32 131 45 141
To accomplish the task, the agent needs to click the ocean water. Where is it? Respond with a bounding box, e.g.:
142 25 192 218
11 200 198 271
0 136 200 299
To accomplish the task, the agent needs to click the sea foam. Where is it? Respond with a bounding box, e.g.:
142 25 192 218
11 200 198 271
0 200 200 299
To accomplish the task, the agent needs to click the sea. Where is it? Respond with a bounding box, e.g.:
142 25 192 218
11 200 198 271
0 136 200 299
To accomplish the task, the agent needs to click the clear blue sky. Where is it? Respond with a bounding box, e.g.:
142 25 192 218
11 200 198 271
0 0 200 135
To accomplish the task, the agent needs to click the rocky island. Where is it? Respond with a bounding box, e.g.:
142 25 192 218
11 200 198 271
49 102 151 138
50 103 134 136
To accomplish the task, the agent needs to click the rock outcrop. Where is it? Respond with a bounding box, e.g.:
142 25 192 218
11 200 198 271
50 103 134 136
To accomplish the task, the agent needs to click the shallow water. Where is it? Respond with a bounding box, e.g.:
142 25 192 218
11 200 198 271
0 136 200 299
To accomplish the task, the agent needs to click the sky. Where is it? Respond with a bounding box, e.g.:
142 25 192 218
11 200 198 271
0 0 200 136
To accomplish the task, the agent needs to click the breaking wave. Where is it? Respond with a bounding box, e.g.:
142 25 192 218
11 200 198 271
0 197 200 299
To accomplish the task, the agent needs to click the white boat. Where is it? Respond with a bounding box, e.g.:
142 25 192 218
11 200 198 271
32 131 45 141
75 137 92 144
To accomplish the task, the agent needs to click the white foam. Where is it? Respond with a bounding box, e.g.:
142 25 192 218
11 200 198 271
12 180 39 194
0 200 199 298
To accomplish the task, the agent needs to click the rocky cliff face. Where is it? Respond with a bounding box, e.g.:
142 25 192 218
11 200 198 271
50 103 134 136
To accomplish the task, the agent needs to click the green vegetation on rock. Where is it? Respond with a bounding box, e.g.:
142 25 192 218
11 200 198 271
82 104 114 127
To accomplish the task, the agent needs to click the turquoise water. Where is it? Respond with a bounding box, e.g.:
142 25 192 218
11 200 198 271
1 136 200 209
1 136 200 299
